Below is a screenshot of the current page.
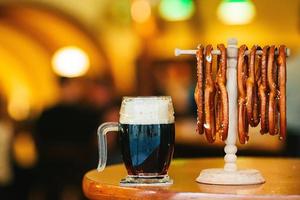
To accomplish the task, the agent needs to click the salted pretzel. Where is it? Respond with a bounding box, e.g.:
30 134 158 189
277 45 287 140
215 44 229 141
246 45 260 127
267 46 279 135
252 46 262 127
237 45 249 144
203 45 216 143
258 46 270 134
194 45 205 135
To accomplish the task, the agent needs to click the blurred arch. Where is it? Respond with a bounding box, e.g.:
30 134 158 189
0 3 110 119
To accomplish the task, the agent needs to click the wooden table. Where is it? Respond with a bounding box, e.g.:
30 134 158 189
82 157 300 200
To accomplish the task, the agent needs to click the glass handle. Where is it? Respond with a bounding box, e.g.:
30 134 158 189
97 122 119 172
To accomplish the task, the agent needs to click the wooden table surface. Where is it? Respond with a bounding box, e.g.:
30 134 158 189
82 157 300 200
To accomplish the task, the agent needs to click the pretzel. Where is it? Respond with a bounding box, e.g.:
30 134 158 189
237 45 249 144
267 46 279 135
246 45 260 127
277 45 287 140
258 46 270 134
203 45 216 143
252 46 262 127
194 45 205 135
215 44 229 141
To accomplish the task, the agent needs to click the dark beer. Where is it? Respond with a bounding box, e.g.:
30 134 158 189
119 123 175 176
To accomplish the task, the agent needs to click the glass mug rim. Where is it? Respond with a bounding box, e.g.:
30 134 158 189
122 96 172 100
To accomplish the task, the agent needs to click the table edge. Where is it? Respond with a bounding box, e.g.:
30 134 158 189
82 174 300 200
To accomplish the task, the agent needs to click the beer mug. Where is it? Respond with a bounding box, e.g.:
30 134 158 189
97 96 175 186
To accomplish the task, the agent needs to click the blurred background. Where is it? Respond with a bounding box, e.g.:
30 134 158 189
0 0 299 199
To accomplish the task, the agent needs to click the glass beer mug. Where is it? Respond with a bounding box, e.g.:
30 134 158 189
97 96 175 186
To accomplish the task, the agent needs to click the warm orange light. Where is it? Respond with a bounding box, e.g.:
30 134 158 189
52 46 90 77
8 88 30 121
13 132 37 168
131 0 151 23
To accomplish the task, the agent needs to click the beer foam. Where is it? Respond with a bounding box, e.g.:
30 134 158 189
119 96 175 124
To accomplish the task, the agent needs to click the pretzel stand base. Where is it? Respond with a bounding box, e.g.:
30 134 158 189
197 38 265 185
196 168 265 185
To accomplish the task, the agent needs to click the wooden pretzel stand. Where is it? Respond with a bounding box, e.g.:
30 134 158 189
175 38 289 185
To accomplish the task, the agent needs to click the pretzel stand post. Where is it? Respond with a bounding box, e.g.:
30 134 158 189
176 38 266 185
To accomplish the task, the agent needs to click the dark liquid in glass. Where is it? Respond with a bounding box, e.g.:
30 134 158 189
119 123 175 176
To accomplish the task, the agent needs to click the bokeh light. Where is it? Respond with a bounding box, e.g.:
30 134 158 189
52 46 90 78
8 88 30 121
131 0 151 23
158 0 195 21
13 131 37 168
217 0 256 25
